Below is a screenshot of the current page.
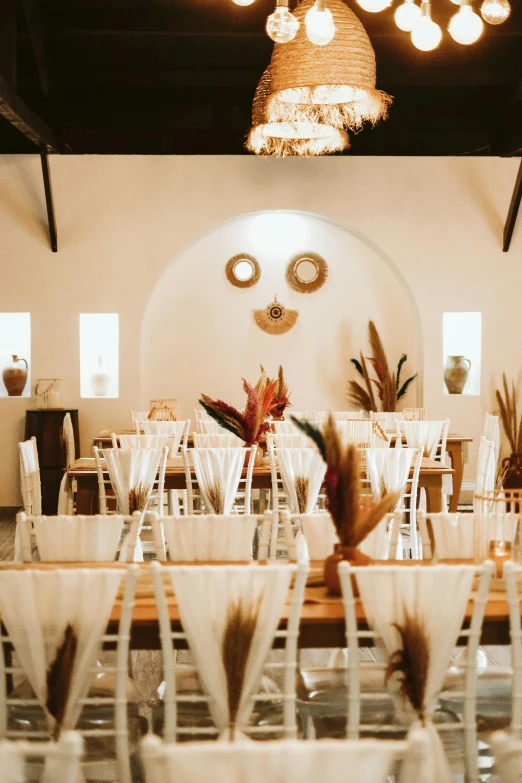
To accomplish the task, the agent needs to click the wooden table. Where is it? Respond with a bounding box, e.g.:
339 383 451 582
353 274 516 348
69 457 453 516
93 431 471 513
0 561 510 649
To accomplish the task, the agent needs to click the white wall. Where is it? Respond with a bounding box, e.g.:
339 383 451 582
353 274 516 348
0 154 519 505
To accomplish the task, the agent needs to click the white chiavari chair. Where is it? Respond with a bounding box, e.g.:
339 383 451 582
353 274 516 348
473 437 496 512
371 411 405 433
149 512 269 562
491 731 522 783
0 731 83 783
194 408 211 424
337 420 390 449
195 420 223 435
15 512 133 563
140 420 190 454
149 562 308 742
284 410 315 421
0 566 140 783
403 408 426 421
182 447 256 515
192 433 243 447
18 438 42 518
57 413 77 515
336 562 494 783
314 411 365 422
130 410 150 430
139 732 426 783
271 421 303 435
366 446 423 558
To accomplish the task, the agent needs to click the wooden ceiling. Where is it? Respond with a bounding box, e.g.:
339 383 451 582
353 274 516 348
1 0 521 155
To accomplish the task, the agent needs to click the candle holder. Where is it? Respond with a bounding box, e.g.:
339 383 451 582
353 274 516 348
488 540 513 578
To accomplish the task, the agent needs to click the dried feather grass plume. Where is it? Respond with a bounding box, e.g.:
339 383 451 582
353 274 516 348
496 372 522 455
295 475 310 513
292 413 399 547
385 609 430 724
268 0 392 131
246 67 349 157
129 483 151 514
47 623 77 737
207 481 225 515
222 595 262 740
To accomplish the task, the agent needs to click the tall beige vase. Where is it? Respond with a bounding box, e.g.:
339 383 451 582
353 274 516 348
444 355 471 394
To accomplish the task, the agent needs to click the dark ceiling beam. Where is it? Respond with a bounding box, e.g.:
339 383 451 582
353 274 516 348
0 0 18 88
503 161 522 251
21 0 51 96
39 143 57 252
0 72 64 152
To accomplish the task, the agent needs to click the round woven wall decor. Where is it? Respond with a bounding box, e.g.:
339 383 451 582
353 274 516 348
286 252 328 294
254 297 299 335
225 254 261 289
246 67 349 156
267 0 392 131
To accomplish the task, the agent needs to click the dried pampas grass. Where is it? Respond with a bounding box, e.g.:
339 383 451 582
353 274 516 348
128 483 151 514
496 372 522 455
385 610 430 723
295 475 310 514
47 623 77 737
222 595 261 740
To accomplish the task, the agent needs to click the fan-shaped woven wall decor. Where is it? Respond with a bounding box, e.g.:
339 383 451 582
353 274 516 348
268 0 392 131
254 297 299 335
286 252 328 293
246 67 349 157
225 254 261 289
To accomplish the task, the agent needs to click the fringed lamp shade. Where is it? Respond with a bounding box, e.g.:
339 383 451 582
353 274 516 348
268 0 392 130
246 67 349 156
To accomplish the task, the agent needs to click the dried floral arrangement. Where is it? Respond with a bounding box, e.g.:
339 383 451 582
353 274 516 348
199 377 277 447
385 609 430 725
47 623 77 737
495 373 522 456
256 364 291 418
348 321 417 413
222 595 261 741
292 414 399 547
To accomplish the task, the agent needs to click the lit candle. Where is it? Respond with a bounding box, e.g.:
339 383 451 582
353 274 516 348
488 540 512 578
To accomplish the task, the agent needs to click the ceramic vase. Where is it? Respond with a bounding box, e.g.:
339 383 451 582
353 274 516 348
502 454 522 489
2 355 28 396
323 544 371 596
444 355 471 394
91 356 110 397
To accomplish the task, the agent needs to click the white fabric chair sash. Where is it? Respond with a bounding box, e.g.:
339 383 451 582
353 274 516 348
349 564 478 783
159 515 257 561
366 447 415 503
164 565 293 739
119 433 177 456
298 513 339 560
140 735 410 783
275 448 326 514
0 569 126 732
397 421 443 459
19 439 42 517
141 421 186 455
371 411 404 431
427 511 519 561
0 732 83 783
359 514 395 560
191 448 245 515
103 448 163 514
193 434 243 448
196 420 223 435
272 421 301 434
31 515 125 562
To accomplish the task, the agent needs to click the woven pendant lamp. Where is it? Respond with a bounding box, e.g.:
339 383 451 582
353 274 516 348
246 67 349 156
268 0 392 130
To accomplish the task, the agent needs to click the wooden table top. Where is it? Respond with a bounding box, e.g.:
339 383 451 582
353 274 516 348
68 456 454 478
0 560 510 648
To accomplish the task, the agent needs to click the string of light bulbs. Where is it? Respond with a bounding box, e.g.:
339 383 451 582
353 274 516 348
232 0 511 50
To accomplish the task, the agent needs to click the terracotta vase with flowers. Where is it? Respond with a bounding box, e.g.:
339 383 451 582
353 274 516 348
496 373 522 490
293 414 400 595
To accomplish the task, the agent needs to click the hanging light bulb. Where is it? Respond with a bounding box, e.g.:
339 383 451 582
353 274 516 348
357 0 392 12
232 0 256 5
449 0 484 43
395 0 422 31
481 0 510 24
411 1 442 49
266 0 300 42
305 0 336 45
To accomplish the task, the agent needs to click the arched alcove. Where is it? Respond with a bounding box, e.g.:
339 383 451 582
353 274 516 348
141 210 423 414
